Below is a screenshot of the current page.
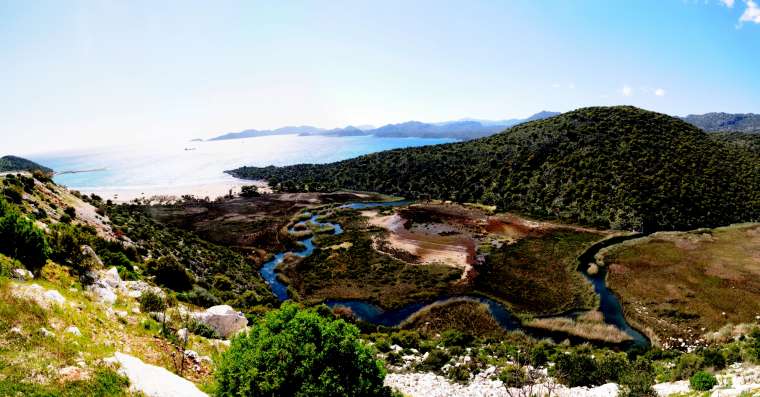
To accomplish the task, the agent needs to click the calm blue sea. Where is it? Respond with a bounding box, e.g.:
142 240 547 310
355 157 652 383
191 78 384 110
26 135 454 191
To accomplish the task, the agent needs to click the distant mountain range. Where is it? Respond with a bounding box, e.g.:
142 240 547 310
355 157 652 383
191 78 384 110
682 112 760 133
208 111 561 141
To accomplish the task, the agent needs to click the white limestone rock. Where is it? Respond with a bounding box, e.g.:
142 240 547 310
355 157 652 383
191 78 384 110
11 283 66 309
12 268 34 281
191 305 248 339
112 352 207 397
65 326 82 337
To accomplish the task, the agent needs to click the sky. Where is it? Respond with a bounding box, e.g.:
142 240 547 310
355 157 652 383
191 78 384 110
2 0 759 154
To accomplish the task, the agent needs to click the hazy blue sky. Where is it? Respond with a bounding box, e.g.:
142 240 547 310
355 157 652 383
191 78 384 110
2 0 759 154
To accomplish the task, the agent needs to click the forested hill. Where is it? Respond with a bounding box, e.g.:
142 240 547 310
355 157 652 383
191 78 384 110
0 155 52 173
228 106 760 232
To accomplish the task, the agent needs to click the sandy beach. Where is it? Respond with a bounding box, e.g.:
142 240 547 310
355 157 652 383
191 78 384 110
69 179 271 203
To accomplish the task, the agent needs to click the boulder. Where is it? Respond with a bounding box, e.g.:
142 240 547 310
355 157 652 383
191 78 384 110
88 285 117 305
39 327 55 338
191 305 248 338
124 280 162 299
65 326 82 337
112 352 208 397
86 267 126 305
177 328 189 344
11 283 66 309
12 268 34 281
102 267 123 289
80 245 104 269
44 289 66 305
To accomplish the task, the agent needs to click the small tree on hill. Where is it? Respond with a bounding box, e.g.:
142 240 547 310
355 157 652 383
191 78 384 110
215 302 391 397
239 185 260 198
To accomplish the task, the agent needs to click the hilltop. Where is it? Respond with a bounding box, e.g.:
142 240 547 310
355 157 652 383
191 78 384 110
229 106 760 232
0 155 52 174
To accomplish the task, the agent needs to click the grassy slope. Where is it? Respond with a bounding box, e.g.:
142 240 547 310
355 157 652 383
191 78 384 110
229 106 760 232
0 259 224 395
603 223 760 342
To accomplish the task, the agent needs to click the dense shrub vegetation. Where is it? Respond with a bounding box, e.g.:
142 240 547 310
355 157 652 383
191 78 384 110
104 201 277 309
0 197 49 272
215 302 391 397
689 370 718 391
230 107 760 231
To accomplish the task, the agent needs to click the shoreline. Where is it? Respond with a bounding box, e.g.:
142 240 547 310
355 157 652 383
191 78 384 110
64 179 271 203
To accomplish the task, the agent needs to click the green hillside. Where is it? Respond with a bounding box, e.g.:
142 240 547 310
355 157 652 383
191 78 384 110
0 155 52 173
229 106 760 232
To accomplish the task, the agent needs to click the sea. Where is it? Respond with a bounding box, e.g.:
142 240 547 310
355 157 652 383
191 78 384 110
25 135 454 200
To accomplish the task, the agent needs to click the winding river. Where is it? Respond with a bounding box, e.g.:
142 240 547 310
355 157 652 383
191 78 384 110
258 200 649 347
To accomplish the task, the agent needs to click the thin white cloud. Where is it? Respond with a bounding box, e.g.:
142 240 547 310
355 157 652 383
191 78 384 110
621 85 633 97
567 83 576 89
721 0 735 7
551 83 561 88
655 88 666 96
740 0 760 23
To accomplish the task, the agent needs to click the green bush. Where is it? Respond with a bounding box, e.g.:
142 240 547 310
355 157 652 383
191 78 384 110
0 253 21 278
64 206 77 219
215 302 390 397
672 353 704 381
595 352 629 384
441 329 474 347
177 285 221 307
619 357 655 397
146 256 193 291
48 222 93 272
240 185 261 198
552 351 598 387
418 349 451 372
499 364 527 388
701 347 726 370
187 319 221 339
389 330 421 349
690 371 717 391
2 187 22 204
0 200 50 272
139 290 166 313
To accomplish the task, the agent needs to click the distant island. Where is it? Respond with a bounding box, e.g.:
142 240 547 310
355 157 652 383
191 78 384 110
207 111 561 141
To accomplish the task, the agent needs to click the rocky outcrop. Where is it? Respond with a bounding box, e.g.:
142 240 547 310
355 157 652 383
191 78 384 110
385 372 619 397
12 268 33 281
80 245 104 269
111 352 207 397
191 305 247 339
11 283 66 309
86 266 162 305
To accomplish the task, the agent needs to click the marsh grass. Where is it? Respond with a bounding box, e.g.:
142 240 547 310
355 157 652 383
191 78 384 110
400 299 504 338
604 223 760 342
473 229 602 316
525 311 633 344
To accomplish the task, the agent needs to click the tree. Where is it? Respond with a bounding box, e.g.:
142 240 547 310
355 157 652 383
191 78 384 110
0 198 49 272
239 185 261 198
146 256 194 291
215 302 391 397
